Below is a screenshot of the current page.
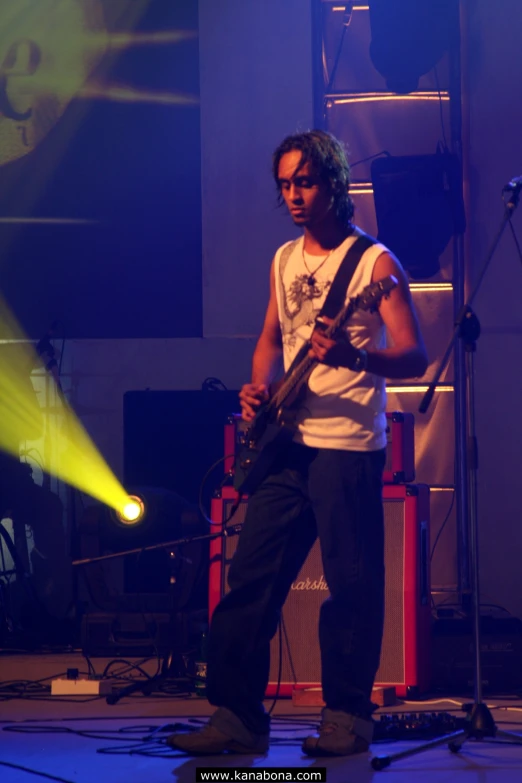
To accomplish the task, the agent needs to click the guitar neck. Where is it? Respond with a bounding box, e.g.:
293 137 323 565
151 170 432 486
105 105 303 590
272 299 356 410
271 352 317 409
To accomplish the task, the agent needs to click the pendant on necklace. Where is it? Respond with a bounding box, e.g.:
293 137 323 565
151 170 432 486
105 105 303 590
307 276 315 287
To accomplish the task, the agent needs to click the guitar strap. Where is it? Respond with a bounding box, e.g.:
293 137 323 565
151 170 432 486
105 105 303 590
318 232 377 320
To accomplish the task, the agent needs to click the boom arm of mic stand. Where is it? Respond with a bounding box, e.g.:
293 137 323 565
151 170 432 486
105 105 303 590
419 326 459 414
71 523 244 567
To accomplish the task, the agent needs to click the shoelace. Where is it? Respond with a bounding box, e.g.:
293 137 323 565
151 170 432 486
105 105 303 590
317 721 339 735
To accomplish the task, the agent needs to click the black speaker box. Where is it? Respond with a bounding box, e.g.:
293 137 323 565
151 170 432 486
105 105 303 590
432 615 522 694
124 390 240 507
81 611 174 657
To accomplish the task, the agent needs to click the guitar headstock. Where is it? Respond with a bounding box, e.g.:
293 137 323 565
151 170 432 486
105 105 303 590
355 275 398 312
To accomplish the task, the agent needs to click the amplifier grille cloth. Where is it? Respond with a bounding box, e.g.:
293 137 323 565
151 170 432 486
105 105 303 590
222 497 406 686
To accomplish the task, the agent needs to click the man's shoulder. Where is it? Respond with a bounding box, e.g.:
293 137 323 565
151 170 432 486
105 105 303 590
274 237 301 270
351 227 397 264
276 237 301 254
352 224 374 240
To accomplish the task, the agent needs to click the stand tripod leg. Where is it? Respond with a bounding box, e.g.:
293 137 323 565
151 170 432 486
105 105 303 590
447 702 495 752
371 731 466 771
106 611 190 705
448 703 522 752
495 729 522 744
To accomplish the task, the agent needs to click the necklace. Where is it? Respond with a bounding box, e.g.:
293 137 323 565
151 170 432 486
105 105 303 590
302 245 335 287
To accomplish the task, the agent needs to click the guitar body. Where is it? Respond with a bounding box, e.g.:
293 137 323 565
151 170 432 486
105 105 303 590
234 413 295 496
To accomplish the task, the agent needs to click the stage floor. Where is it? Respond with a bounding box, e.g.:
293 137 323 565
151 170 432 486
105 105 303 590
2 652 522 783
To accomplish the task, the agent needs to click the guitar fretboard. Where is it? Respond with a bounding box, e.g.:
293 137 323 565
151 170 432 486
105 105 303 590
271 298 357 410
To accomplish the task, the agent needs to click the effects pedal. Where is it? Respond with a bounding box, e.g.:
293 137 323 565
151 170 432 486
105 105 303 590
373 711 467 741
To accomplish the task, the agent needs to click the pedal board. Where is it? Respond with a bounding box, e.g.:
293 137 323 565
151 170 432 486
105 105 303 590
374 711 467 741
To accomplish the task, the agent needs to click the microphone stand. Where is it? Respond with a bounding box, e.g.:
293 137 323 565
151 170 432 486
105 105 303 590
72 518 244 704
372 185 522 770
36 327 80 638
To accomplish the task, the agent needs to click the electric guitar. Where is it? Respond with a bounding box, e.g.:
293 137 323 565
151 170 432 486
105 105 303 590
234 274 398 496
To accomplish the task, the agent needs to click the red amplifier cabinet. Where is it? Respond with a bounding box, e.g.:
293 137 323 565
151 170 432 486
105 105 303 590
209 483 431 698
384 411 415 484
223 413 244 477
224 411 414 485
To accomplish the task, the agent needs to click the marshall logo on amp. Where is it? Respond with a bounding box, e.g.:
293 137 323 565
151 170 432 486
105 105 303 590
291 575 329 591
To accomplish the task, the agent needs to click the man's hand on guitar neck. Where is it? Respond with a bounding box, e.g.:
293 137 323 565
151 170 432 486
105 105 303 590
309 316 362 370
239 383 270 422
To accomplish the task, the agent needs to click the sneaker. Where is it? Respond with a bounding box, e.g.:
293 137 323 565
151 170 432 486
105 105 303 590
167 723 269 756
302 709 374 757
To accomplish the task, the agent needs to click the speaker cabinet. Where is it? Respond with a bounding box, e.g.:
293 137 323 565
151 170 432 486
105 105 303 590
81 612 174 657
209 484 430 697
124 390 240 507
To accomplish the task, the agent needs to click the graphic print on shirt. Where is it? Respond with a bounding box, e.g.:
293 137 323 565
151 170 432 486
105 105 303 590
278 241 331 349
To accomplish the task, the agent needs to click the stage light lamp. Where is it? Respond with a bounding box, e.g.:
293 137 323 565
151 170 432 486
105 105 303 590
115 495 146 526
78 486 208 605
96 486 204 549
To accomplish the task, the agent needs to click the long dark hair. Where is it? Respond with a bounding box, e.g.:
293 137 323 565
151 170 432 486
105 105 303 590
272 130 354 225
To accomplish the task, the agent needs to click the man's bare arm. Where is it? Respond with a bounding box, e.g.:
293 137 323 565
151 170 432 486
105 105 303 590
309 252 428 379
366 253 428 379
239 260 283 421
251 259 283 385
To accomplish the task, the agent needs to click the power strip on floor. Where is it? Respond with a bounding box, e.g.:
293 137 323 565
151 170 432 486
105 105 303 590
51 677 113 696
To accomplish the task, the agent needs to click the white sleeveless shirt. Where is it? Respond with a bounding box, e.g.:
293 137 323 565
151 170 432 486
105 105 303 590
274 228 388 451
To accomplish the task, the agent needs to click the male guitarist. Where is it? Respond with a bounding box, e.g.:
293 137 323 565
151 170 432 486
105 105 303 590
168 130 428 756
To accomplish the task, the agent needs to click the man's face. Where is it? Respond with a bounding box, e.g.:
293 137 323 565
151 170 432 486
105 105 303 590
0 0 106 167
277 150 333 228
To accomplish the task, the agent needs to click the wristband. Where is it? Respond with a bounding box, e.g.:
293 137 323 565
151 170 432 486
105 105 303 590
351 348 368 372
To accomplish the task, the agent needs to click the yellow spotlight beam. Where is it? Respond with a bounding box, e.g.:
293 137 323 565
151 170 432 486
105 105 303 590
105 30 199 47
78 83 199 106
44 396 133 514
0 296 130 515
